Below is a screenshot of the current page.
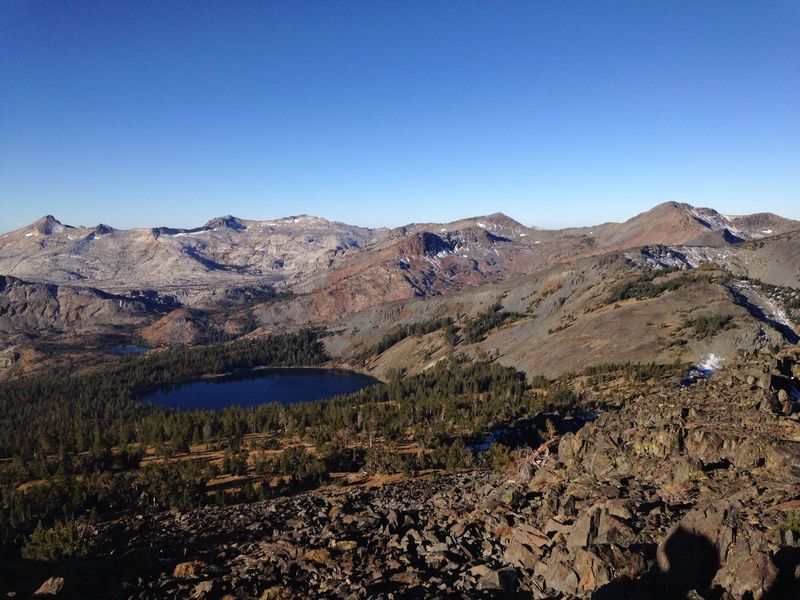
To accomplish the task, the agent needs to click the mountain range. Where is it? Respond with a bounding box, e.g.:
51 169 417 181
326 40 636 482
2 201 796 295
1 201 799 378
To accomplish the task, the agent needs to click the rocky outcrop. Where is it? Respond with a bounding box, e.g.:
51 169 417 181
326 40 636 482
139 308 209 346
0 275 166 337
33 576 64 596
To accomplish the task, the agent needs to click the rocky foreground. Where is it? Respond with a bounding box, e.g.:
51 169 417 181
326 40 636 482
13 356 800 599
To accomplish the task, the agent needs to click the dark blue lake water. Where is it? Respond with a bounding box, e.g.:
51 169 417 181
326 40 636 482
140 368 380 410
109 345 149 355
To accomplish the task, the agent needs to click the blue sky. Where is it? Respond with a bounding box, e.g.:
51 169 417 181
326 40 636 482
1 1 798 231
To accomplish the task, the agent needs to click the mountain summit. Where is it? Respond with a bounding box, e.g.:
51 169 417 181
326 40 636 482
202 215 247 231
31 215 70 236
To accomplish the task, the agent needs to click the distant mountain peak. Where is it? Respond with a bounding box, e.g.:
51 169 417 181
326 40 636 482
608 201 799 245
34 214 61 226
85 224 115 241
32 215 71 236
467 212 523 226
203 215 246 231
484 211 518 221
281 214 330 225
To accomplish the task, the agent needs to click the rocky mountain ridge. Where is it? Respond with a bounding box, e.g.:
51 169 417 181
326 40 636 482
1 202 799 381
2 203 796 301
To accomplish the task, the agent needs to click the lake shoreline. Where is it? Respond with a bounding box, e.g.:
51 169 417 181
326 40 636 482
139 365 381 410
187 360 384 384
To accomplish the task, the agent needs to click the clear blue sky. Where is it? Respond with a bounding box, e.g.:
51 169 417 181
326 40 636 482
1 1 798 232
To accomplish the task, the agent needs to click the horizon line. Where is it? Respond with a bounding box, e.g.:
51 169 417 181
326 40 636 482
2 199 798 236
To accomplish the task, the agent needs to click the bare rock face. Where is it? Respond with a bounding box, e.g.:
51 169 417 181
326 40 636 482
0 275 162 337
0 214 381 295
140 308 208 346
0 346 20 368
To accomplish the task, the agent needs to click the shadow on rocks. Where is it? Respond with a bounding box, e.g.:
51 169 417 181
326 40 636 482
763 547 800 599
593 526 722 600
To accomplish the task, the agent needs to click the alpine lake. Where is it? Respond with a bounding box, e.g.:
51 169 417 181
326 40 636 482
139 367 380 410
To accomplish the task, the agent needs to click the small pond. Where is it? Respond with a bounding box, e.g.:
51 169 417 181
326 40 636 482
109 345 149 355
139 367 380 410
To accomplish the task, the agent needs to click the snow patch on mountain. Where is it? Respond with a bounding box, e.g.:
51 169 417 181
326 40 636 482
173 229 215 237
730 280 796 331
685 353 723 383
698 353 723 375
